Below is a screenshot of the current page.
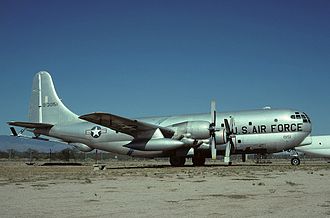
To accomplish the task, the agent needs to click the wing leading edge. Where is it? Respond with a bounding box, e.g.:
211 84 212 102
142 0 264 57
79 112 174 139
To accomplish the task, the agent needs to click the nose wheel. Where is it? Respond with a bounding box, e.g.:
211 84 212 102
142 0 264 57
291 157 300 166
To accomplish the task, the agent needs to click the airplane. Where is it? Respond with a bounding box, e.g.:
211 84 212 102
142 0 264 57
289 135 330 165
8 71 313 167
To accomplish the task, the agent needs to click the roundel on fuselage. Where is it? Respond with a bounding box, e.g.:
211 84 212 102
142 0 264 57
91 126 102 138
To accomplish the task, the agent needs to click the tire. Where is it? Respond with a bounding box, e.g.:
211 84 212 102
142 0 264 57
242 154 246 162
169 156 186 167
192 156 206 166
291 157 300 166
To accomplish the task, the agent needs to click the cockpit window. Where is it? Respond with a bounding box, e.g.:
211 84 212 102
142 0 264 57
303 112 311 123
301 115 308 123
292 112 311 123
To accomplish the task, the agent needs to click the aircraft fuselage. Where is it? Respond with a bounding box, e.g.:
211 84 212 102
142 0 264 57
41 108 312 158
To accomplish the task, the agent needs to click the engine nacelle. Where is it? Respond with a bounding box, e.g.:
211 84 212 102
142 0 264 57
214 129 227 145
70 143 94 152
172 121 210 139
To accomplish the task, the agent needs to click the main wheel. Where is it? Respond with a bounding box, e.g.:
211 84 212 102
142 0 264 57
242 154 246 162
192 156 206 166
169 156 186 167
291 157 300 166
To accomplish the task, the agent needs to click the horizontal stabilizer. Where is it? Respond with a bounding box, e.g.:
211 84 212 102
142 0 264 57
7 121 53 129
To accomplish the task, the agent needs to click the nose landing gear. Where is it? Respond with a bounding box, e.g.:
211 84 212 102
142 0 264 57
289 149 301 166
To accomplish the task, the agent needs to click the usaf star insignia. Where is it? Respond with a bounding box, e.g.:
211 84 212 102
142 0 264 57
85 126 107 138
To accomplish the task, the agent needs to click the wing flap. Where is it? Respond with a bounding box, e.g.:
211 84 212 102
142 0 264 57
79 112 174 139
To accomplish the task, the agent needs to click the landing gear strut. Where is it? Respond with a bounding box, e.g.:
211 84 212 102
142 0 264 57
169 156 186 167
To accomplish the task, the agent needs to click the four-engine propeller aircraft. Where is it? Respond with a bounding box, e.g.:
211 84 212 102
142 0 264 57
296 135 330 158
288 135 330 165
8 71 313 166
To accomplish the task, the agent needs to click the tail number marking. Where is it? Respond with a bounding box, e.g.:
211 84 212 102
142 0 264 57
42 102 58 107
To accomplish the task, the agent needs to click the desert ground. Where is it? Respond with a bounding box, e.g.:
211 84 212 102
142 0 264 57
0 159 330 218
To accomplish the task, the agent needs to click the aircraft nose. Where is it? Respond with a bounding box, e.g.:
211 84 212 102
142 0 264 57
291 111 312 133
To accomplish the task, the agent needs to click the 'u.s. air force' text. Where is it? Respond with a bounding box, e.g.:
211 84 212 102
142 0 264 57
233 123 303 134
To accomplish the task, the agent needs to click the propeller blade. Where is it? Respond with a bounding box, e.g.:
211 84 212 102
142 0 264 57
10 127 18 136
209 100 217 159
229 138 235 150
224 119 231 134
210 137 217 160
211 100 216 125
224 141 231 164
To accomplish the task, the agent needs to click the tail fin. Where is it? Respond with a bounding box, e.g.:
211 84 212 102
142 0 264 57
28 71 78 124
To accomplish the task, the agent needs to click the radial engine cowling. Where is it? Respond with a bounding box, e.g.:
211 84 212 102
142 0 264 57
70 143 94 152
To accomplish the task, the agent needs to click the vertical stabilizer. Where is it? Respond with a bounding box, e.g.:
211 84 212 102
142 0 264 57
28 71 78 124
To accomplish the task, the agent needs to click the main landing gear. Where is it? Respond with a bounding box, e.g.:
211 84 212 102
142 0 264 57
169 156 186 167
169 156 206 167
192 156 206 166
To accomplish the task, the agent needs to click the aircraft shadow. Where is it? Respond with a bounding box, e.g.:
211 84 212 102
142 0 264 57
105 163 272 170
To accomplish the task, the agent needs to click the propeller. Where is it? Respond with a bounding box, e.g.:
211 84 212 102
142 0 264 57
224 117 235 164
209 100 218 160
208 101 236 162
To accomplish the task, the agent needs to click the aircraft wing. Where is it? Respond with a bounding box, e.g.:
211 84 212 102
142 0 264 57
79 112 175 139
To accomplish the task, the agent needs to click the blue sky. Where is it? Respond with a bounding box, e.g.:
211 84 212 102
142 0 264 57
0 0 329 136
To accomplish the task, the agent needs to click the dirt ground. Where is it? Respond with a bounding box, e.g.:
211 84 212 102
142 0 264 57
0 159 330 218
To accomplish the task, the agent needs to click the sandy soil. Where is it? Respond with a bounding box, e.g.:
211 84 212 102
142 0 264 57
0 159 330 218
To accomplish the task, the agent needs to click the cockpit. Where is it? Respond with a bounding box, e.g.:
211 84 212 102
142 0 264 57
290 112 311 123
